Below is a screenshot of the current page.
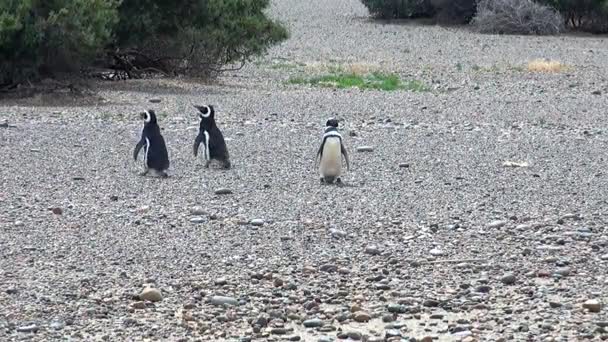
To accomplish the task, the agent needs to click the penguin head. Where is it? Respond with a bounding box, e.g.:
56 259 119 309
326 118 339 128
141 110 157 124
194 105 214 120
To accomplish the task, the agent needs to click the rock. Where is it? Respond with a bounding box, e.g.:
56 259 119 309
353 312 371 322
356 146 374 152
215 278 228 286
51 207 63 215
149 98 162 103
189 206 207 215
399 163 410 168
387 304 407 313
16 324 38 333
385 329 401 338
501 273 517 285
286 336 301 341
250 219 265 226
139 287 162 302
423 299 439 307
131 301 146 309
555 267 571 277
420 337 433 342
583 300 601 313
303 318 324 328
270 327 287 335
429 248 444 256
317 336 334 342
329 229 347 238
349 130 357 137
487 220 507 228
190 216 206 224
273 278 284 287
214 188 233 195
549 301 562 308
346 331 362 340
592 90 602 95
210 295 239 306
320 264 338 273
382 314 395 322
109 195 119 201
49 321 64 330
364 245 381 255
5 287 18 294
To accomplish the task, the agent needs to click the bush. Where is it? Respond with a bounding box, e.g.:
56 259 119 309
361 0 436 19
539 0 608 33
112 0 289 78
0 0 119 87
472 0 564 35
0 0 288 87
431 0 477 24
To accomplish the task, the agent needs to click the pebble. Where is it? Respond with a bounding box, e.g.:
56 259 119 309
429 248 444 256
190 216 206 223
210 295 239 306
17 324 38 333
139 287 163 302
382 314 395 322
329 228 347 238
320 264 338 273
214 188 233 195
501 273 517 285
51 207 63 215
317 336 334 342
189 206 207 215
583 300 602 313
215 277 228 286
303 318 324 328
353 311 371 322
399 163 410 168
149 98 161 103
387 304 407 313
250 219 265 226
49 321 64 330
487 220 507 228
423 299 439 307
364 245 381 255
356 146 374 152
273 278 284 287
555 267 571 277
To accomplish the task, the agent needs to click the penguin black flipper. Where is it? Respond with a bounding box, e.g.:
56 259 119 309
316 139 325 165
133 138 145 161
193 133 204 157
341 142 350 170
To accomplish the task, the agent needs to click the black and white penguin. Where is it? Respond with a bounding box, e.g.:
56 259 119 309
193 105 231 169
317 118 350 184
133 109 170 177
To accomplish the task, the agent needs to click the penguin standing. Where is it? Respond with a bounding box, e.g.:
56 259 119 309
317 118 350 184
133 110 170 177
193 105 231 169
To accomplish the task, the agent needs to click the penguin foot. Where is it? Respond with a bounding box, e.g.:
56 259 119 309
204 161 210 168
139 169 149 176
222 160 232 169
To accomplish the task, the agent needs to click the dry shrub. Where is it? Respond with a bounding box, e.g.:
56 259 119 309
526 59 569 73
472 0 564 35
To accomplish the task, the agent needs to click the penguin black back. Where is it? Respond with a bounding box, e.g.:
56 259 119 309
193 105 231 169
133 110 170 176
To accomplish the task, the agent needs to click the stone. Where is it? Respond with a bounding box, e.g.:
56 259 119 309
320 264 338 273
215 278 228 286
131 301 146 309
353 312 371 322
189 206 207 215
17 324 38 333
356 146 374 152
429 248 444 256
273 278 284 287
382 314 395 322
501 273 517 285
555 267 571 277
399 163 410 168
329 229 347 238
190 216 206 224
364 245 381 255
214 188 233 195
423 299 439 307
49 321 64 330
210 296 239 306
51 207 63 215
387 304 407 313
250 219 265 226
583 300 601 313
303 318 324 328
488 220 507 228
139 288 163 302
149 98 162 103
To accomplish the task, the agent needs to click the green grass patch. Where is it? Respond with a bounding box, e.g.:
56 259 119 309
288 72 428 92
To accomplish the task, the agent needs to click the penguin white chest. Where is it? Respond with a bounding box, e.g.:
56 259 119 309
320 138 342 177
144 137 150 164
203 131 210 161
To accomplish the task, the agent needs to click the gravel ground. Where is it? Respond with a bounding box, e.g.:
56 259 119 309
2 0 608 341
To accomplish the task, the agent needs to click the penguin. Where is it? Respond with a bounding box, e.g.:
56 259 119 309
317 118 350 184
133 109 170 177
193 104 231 169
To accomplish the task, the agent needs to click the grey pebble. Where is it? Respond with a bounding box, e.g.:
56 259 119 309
250 219 265 226
303 318 324 328
487 220 507 228
356 146 374 152
214 188 233 195
501 273 517 285
16 324 38 333
210 295 239 306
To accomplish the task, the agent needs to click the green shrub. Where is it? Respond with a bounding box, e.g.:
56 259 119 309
361 0 436 19
431 0 477 24
113 0 289 77
0 0 288 87
0 0 119 86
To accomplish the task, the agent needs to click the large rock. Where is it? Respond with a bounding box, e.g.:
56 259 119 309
139 287 163 302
